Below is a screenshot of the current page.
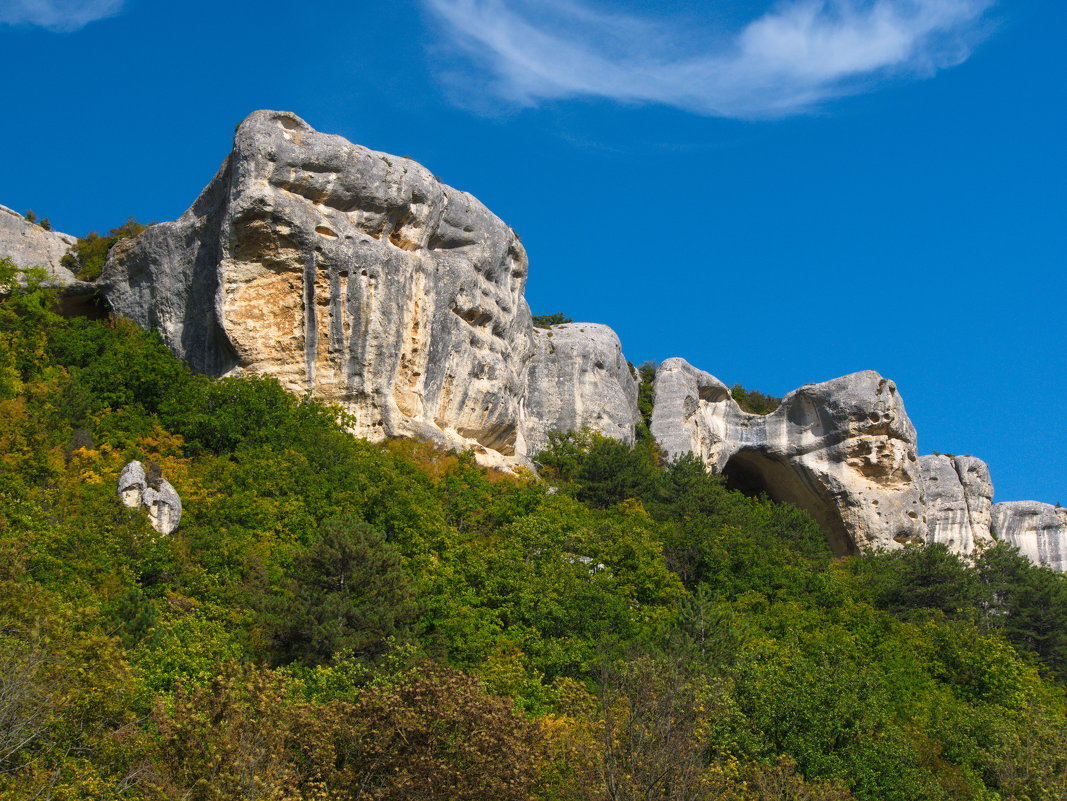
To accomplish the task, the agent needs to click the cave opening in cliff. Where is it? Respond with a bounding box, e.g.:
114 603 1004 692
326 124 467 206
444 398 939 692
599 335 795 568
721 449 856 557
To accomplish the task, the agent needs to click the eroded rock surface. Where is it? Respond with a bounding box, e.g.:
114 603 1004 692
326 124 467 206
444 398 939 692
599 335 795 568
0 203 79 283
993 502 1067 572
920 454 994 556
524 323 639 456
117 460 182 535
102 110 536 466
651 358 925 555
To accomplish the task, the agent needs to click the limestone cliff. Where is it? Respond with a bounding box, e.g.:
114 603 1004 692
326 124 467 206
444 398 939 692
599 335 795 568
99 110 636 466
0 203 78 282
920 454 995 556
523 323 639 456
650 358 925 555
3 110 1062 569
993 502 1067 572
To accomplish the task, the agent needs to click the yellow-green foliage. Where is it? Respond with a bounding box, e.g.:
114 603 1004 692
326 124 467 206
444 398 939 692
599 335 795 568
1 274 1066 800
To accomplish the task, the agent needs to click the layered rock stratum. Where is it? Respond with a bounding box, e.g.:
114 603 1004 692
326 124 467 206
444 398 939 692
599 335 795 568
2 110 1063 567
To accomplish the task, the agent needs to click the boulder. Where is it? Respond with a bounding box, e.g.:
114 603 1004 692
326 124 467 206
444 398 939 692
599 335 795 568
117 460 182 535
650 358 925 555
117 460 147 508
142 482 183 536
523 323 639 456
919 454 994 555
992 501 1067 572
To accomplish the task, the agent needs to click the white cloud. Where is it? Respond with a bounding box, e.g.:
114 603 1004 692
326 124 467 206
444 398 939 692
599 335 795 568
424 0 996 118
0 0 125 32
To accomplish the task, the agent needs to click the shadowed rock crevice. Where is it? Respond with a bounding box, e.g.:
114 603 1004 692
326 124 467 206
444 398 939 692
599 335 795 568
723 449 856 556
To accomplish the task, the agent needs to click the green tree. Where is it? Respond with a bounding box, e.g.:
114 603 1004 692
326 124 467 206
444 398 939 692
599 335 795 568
264 517 417 666
976 543 1067 681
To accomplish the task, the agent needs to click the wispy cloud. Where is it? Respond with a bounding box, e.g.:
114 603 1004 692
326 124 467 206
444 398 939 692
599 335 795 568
424 0 996 118
0 0 124 32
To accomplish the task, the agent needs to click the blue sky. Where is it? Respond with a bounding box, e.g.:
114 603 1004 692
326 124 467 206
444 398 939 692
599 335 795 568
2 0 1063 504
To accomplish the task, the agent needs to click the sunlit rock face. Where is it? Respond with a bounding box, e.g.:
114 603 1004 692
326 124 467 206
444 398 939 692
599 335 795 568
0 203 79 283
920 454 995 556
650 358 925 555
100 111 642 467
0 203 76 276
102 110 539 466
523 323 640 457
993 502 1067 572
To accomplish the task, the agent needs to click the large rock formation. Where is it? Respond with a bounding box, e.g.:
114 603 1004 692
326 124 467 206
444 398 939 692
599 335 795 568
100 110 636 467
919 454 994 556
650 358 925 555
0 203 78 282
993 502 1067 572
523 323 639 456
4 109 1060 569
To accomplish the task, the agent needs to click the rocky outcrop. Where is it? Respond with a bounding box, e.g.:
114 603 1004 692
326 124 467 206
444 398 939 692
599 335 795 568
117 461 182 535
992 502 1067 572
29 108 1054 568
101 110 537 466
650 358 924 555
920 454 994 555
99 110 641 468
523 323 639 456
0 204 79 283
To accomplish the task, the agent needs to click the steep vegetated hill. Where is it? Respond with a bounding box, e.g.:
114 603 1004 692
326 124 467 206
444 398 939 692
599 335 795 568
2 260 1067 799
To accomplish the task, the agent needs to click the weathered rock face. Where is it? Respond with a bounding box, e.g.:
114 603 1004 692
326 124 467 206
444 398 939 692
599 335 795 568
651 358 925 555
0 203 78 283
920 454 994 556
102 110 537 465
117 460 182 535
99 111 642 467
992 502 1067 572
523 323 640 456
58 109 1059 568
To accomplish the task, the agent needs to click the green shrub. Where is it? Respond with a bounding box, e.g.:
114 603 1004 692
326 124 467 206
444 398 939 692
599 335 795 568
532 312 573 328
60 217 147 281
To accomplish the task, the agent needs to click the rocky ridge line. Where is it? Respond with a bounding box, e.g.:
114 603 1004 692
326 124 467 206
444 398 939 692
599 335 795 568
2 110 1062 567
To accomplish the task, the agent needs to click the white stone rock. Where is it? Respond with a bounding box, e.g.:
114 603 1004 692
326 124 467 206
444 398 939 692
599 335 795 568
919 454 994 556
523 323 639 456
650 358 925 555
117 460 147 508
117 460 181 535
0 203 78 283
142 481 182 536
992 501 1067 572
100 111 642 469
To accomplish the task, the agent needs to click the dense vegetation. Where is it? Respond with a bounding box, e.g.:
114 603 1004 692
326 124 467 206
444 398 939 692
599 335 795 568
2 258 1066 800
730 383 782 415
60 218 147 281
